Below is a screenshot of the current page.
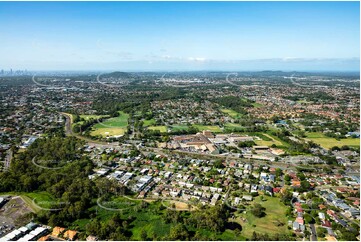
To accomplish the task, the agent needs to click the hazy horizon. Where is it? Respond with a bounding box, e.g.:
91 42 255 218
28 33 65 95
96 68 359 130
0 1 359 71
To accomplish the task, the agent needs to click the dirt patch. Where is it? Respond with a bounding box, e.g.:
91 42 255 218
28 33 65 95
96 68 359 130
0 196 33 228
166 200 196 211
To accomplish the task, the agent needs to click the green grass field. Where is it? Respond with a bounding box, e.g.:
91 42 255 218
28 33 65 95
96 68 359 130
192 124 222 133
91 127 126 137
305 132 360 149
24 191 59 210
237 196 289 238
221 109 242 119
170 125 190 132
80 114 108 120
93 111 129 128
0 191 60 212
143 119 156 126
72 114 108 127
148 126 168 133
252 103 263 108
225 123 244 129
255 133 284 147
90 111 129 137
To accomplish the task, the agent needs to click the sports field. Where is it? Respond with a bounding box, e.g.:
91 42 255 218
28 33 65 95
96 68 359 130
192 124 222 133
170 125 190 132
220 109 242 119
90 111 129 137
143 119 156 126
224 123 244 129
255 133 284 147
80 114 107 120
305 132 360 149
147 126 167 133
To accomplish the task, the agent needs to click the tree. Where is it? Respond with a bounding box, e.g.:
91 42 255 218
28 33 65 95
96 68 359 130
251 203 266 218
168 224 189 240
140 229 148 241
303 213 314 224
214 159 225 168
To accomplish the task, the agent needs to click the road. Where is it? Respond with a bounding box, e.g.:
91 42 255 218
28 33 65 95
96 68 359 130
60 112 119 146
60 112 325 173
4 149 12 170
309 224 317 241
60 112 73 136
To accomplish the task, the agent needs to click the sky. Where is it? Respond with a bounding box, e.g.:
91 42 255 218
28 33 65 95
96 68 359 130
0 1 359 71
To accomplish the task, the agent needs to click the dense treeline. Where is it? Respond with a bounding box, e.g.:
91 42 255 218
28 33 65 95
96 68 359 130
0 136 98 227
270 129 319 154
284 91 335 102
213 96 253 115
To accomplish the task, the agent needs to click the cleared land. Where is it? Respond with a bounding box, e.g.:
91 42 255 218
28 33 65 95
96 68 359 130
192 124 222 133
170 125 190 132
305 132 360 149
80 114 107 120
143 119 156 126
0 196 34 227
91 127 126 137
224 123 244 129
237 196 289 238
220 109 242 119
90 111 129 137
0 191 59 213
255 133 284 147
148 126 167 133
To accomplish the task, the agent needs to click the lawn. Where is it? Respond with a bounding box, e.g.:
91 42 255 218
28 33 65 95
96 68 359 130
71 114 108 128
90 111 129 137
93 111 129 128
24 191 62 210
90 127 126 137
0 191 59 212
193 124 222 133
251 102 263 108
225 123 244 129
237 196 290 238
305 132 360 149
221 109 242 119
143 119 156 127
218 229 246 241
148 126 168 133
80 114 108 120
170 125 190 132
255 133 283 147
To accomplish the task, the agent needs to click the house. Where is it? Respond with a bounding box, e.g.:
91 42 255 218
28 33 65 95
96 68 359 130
293 221 305 232
86 235 99 241
319 204 327 210
322 220 332 228
64 230 78 241
273 187 281 193
51 226 65 237
318 212 326 220
295 217 304 225
292 180 301 187
242 195 253 201
264 186 273 196
38 235 50 241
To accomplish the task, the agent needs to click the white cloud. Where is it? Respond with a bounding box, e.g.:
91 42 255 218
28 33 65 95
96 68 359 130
188 57 206 62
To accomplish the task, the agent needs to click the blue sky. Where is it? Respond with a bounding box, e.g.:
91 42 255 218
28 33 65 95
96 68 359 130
0 1 359 71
